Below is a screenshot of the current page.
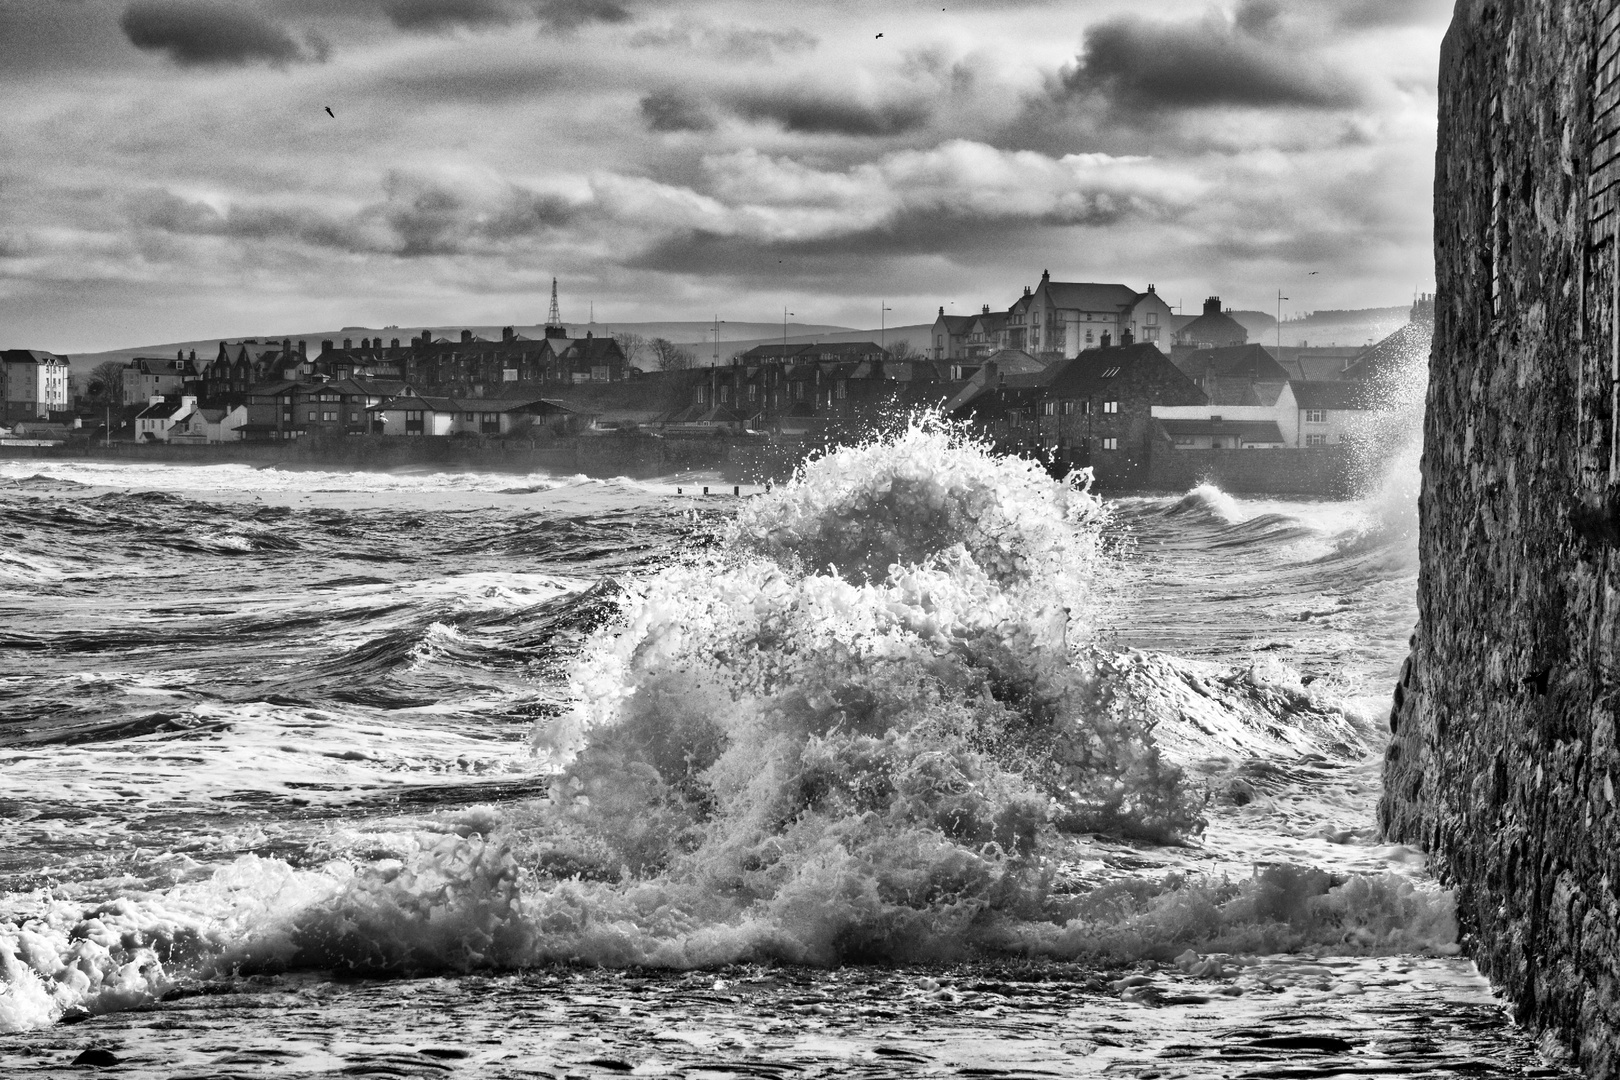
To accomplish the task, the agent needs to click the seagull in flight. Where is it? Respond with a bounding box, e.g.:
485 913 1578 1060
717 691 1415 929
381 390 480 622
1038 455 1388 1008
324 106 334 118
875 32 883 38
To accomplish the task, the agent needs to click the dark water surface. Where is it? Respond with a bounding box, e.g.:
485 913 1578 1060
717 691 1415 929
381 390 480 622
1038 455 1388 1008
0 452 1574 1078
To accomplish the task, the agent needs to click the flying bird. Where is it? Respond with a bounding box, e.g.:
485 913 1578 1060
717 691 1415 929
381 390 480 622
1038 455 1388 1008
875 32 883 38
324 107 334 118
1308 270 1319 275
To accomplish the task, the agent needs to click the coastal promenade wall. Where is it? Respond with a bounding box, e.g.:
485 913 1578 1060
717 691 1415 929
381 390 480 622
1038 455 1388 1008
0 435 817 485
1380 1 1620 1073
4 436 1372 498
1144 446 1357 497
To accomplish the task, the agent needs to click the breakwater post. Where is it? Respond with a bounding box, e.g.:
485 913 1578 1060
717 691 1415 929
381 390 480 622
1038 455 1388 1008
1380 1 1620 1072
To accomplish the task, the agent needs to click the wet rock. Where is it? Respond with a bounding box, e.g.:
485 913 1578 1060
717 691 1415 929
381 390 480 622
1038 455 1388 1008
1379 1 1620 1074
70 1048 120 1067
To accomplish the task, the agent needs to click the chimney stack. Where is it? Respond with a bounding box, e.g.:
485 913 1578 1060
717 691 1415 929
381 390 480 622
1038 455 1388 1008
1203 296 1222 316
298 340 307 358
321 340 334 355
460 329 473 344
1101 331 1112 348
343 338 352 350
503 326 515 342
1121 328 1134 346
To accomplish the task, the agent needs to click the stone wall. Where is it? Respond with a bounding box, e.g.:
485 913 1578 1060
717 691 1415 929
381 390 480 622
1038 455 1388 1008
0 434 817 484
1380 0 1620 1073
1144 446 1358 497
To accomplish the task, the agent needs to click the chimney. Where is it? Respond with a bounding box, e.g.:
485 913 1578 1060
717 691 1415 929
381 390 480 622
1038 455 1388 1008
390 338 400 350
1041 269 1050 284
188 349 196 361
361 337 370 350
982 304 989 315
1023 285 1031 296
1121 328 1134 346
1203 296 1222 316
298 340 307 358
343 338 352 350
321 340 334 355
1101 331 1112 348
176 350 183 361
1147 284 1156 294
503 326 514 341
460 329 473 344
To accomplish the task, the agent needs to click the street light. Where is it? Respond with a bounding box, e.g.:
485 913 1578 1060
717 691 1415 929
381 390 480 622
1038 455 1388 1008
712 314 726 364
881 302 893 352
783 306 795 356
1276 290 1288 355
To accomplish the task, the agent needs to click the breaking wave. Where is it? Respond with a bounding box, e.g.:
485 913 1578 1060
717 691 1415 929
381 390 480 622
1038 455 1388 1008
1 422 1451 1033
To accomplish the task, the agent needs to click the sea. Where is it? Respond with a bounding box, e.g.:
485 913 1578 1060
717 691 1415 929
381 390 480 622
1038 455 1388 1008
0 427 1577 1079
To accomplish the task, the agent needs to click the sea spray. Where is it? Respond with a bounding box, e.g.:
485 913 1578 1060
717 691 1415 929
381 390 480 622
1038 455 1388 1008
0 423 1457 1031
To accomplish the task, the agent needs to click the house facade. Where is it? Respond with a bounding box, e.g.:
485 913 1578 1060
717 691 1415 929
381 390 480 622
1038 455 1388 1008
1172 297 1249 350
953 341 1205 485
1018 273 1175 358
1 350 71 423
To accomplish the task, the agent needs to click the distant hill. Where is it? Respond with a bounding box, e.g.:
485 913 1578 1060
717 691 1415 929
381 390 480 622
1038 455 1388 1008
695 323 937 361
65 320 860 375
1277 305 1412 348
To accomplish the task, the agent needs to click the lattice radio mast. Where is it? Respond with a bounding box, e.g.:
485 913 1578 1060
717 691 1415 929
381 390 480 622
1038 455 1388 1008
547 277 562 327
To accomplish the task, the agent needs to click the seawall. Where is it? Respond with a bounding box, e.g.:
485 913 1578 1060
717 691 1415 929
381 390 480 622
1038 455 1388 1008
3 436 1376 499
1380 1 1620 1073
0 435 818 485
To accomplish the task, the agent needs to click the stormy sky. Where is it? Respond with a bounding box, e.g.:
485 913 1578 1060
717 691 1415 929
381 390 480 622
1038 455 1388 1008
0 0 1450 352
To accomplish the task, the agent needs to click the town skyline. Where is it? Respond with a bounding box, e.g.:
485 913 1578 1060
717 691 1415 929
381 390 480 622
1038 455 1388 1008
2 0 1449 354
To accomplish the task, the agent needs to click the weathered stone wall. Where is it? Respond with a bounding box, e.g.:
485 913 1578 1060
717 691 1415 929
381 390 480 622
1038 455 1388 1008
1380 0 1620 1072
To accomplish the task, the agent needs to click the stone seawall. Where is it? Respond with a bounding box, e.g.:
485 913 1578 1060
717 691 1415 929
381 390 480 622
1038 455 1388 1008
1144 446 1358 498
1380 1 1620 1073
0 435 818 485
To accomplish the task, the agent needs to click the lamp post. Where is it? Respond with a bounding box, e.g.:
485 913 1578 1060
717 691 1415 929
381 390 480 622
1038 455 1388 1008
783 306 794 356
1276 290 1288 355
712 314 726 364
881 302 892 352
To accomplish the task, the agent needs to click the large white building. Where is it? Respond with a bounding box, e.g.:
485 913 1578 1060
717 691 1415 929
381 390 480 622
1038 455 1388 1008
1 349 70 423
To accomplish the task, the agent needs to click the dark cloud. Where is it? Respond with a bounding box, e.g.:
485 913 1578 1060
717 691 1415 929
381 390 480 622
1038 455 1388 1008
1059 12 1362 115
382 0 519 31
119 0 316 67
131 176 578 257
729 91 931 137
640 91 715 133
535 0 630 31
630 196 1167 280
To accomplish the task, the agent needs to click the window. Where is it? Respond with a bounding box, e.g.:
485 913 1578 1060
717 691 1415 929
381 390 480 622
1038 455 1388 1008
836 379 847 400
1102 367 1121 379
748 385 757 402
1102 401 1119 414
697 386 708 403
1061 400 1075 415
307 409 317 421
322 411 337 422
282 410 292 422
1306 434 1329 447
1042 401 1056 416
1145 312 1158 326
350 412 360 423
464 412 475 421
1305 409 1326 423
1085 330 1094 343
1101 437 1118 450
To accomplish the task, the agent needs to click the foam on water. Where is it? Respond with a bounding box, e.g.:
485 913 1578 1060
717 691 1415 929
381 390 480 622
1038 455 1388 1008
1 422 1452 1033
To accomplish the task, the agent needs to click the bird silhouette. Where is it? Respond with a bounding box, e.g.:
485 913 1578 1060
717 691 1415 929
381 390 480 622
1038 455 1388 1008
875 32 883 38
1308 270 1319 275
324 107 334 118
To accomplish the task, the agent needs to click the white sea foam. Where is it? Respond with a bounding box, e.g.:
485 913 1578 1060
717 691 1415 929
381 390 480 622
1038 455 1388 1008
0 420 1454 1034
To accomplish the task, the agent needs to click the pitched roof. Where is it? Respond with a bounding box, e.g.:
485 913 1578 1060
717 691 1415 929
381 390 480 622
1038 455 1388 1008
1039 282 1142 312
935 314 974 333
1044 342 1194 396
1291 381 1381 410
1174 344 1289 383
1203 378 1291 407
1175 310 1249 345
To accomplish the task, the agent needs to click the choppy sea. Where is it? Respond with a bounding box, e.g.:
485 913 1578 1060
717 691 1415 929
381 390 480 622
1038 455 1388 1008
0 431 1575 1078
